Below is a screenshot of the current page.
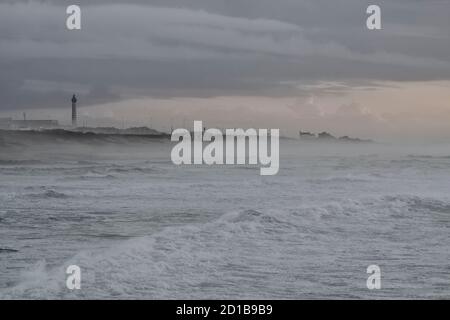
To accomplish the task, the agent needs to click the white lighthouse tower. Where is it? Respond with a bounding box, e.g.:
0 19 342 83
71 94 77 127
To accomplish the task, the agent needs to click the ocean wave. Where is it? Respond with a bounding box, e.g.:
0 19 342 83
383 195 450 215
106 167 157 174
408 154 450 159
0 206 312 299
78 172 117 180
0 160 43 166
76 160 100 165
0 164 159 177
0 201 369 299
307 174 375 184
27 190 69 199
2 194 449 299
0 248 18 253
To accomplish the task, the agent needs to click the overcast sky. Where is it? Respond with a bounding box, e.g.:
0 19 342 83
1 0 449 140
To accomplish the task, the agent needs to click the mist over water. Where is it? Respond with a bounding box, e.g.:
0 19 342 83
0 131 449 299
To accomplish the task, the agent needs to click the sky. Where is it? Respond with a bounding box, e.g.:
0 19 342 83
0 0 449 141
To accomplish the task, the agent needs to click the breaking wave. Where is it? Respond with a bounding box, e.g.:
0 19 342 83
2 194 449 299
0 160 43 166
27 190 69 199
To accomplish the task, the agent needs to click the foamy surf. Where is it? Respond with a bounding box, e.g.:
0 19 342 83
1 194 449 299
1 141 450 299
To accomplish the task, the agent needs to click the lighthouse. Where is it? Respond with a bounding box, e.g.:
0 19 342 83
71 94 77 127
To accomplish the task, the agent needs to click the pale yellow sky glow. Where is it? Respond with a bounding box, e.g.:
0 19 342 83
4 80 448 142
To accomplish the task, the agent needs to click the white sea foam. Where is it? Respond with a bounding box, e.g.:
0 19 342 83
1 140 450 299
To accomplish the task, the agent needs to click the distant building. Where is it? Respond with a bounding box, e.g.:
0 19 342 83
299 131 316 139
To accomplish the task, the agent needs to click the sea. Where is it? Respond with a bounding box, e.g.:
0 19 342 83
0 131 449 299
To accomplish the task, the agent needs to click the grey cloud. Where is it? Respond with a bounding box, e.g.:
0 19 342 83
0 1 449 111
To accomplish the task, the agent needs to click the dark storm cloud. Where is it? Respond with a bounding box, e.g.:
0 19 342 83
0 0 449 110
